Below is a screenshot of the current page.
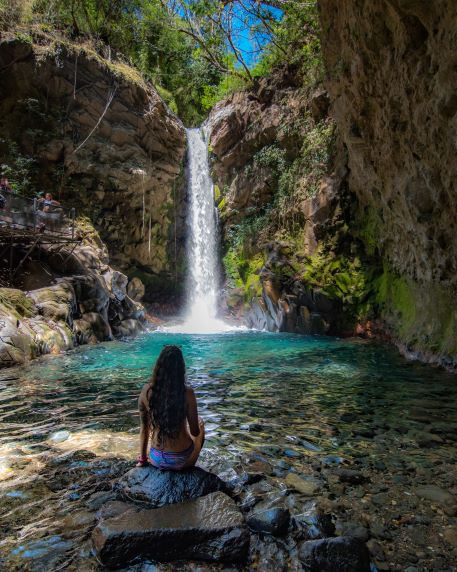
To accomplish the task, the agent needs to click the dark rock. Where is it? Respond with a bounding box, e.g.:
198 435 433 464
293 513 335 540
415 485 455 505
336 521 370 542
335 469 368 485
247 507 290 536
85 491 117 511
92 491 249 567
298 536 371 572
116 465 226 506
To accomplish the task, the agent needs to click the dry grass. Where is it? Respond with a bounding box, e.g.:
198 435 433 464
0 22 148 90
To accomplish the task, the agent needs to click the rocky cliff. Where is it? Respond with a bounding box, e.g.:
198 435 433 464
0 31 190 366
0 33 187 301
208 70 365 336
318 0 457 366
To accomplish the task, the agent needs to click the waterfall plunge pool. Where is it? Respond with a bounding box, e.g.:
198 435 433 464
0 330 456 570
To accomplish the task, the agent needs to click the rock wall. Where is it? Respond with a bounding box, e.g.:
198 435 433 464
208 70 354 335
0 221 145 367
0 35 187 299
318 0 457 365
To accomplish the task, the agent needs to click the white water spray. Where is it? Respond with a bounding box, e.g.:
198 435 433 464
167 127 233 334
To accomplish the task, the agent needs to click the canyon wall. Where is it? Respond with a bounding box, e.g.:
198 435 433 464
0 35 187 301
319 0 457 365
208 70 355 335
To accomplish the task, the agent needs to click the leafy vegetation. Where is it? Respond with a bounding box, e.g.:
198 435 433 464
0 1 322 124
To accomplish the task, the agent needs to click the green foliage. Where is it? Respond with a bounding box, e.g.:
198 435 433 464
303 247 379 320
253 1 323 84
223 247 263 301
0 137 37 196
253 144 287 176
1 1 324 119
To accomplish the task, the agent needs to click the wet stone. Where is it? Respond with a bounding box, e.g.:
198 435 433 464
285 474 321 496
298 536 371 572
293 513 335 541
92 491 249 567
335 469 368 485
247 507 290 536
116 465 227 506
371 493 388 507
415 485 455 506
85 490 117 511
443 526 457 547
336 521 370 542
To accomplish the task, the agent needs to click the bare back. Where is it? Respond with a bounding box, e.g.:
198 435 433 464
138 384 200 452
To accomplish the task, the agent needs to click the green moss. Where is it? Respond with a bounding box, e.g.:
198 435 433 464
223 248 264 301
373 266 457 358
358 207 382 256
0 288 35 319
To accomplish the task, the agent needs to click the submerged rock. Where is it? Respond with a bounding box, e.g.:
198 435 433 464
92 491 249 567
247 507 290 536
298 536 371 572
415 485 455 506
116 465 227 506
285 473 321 496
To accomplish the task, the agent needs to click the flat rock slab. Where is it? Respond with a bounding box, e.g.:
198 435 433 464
117 465 227 507
285 473 321 496
299 536 370 572
93 491 249 567
415 485 455 506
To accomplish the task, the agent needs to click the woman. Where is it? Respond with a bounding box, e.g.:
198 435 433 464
137 345 205 469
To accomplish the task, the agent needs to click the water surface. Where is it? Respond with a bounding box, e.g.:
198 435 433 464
0 331 456 570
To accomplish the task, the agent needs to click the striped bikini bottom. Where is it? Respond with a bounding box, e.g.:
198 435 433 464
149 442 195 470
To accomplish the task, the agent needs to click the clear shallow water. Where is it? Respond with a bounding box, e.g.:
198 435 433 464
0 331 457 570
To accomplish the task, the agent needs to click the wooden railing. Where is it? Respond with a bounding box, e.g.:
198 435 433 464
0 191 76 238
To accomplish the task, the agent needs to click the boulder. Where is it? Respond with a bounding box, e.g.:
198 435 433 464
247 507 290 536
92 491 249 567
116 465 227 507
81 312 112 341
127 277 145 301
27 282 76 325
298 536 371 572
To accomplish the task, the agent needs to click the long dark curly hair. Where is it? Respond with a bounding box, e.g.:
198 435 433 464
148 345 187 447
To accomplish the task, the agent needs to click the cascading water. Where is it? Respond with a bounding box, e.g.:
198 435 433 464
169 127 232 334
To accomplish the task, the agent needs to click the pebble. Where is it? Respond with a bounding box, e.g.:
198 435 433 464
285 474 321 496
336 521 370 542
415 485 455 505
443 526 457 547
49 430 71 443
335 468 367 485
371 493 388 506
370 522 392 540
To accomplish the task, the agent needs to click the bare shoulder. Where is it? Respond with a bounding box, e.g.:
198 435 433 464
186 386 196 399
139 383 151 408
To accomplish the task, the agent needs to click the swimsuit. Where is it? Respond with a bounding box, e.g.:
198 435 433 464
149 442 194 470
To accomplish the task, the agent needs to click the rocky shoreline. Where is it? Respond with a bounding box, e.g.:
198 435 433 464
0 220 146 367
6 437 455 571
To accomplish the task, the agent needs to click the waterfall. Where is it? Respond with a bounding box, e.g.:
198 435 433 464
167 127 231 334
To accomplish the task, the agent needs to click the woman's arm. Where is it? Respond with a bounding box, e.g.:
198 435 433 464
137 385 150 466
186 387 200 437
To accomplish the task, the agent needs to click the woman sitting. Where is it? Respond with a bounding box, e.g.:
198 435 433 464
137 345 205 470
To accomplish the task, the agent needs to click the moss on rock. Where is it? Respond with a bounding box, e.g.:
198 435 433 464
0 288 36 319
